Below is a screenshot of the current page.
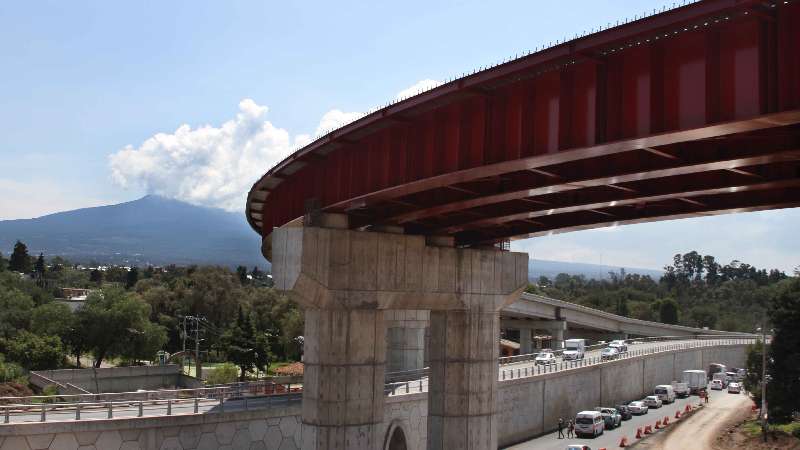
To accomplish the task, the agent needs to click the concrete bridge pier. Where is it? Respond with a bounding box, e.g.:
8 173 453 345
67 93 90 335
269 214 528 450
386 309 429 373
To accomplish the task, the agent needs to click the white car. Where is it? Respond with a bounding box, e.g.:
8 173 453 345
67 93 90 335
628 401 649 415
535 352 557 365
710 379 724 390
600 347 619 360
609 341 628 353
643 395 663 408
566 445 592 450
728 382 742 394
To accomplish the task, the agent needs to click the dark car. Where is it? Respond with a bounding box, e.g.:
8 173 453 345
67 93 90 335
615 405 633 421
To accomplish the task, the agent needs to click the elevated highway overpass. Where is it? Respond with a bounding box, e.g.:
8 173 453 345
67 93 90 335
244 1 799 449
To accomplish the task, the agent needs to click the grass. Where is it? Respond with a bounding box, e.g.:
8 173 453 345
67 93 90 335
741 419 800 438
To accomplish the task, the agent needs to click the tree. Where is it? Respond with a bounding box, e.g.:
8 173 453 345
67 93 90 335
0 287 34 339
658 298 679 325
616 296 629 317
126 267 139 289
1 330 65 370
0 252 6 272
689 305 717 329
31 302 74 341
743 340 765 405
221 308 271 381
765 278 800 422
90 269 103 285
236 266 248 285
77 287 154 367
34 253 46 276
8 240 31 273
120 321 167 364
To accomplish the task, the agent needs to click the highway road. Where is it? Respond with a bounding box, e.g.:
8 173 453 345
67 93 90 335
504 387 743 450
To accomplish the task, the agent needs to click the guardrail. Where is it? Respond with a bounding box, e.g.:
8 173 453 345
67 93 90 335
0 380 303 424
387 336 757 397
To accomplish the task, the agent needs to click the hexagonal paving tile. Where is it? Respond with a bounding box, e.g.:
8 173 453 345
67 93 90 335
25 434 54 450
248 420 267 442
1 436 31 450
50 434 79 450
158 437 182 450
77 446 96 450
75 432 100 446
95 431 122 450
230 429 251 450
264 426 282 449
214 422 236 445
278 437 298 450
120 441 141 450
195 433 218 450
278 417 297 438
249 442 267 450
178 425 202 449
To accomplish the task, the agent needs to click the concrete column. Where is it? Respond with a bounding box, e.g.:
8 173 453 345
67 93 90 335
269 216 528 450
303 308 385 449
552 326 565 350
519 327 533 354
428 309 500 450
386 309 429 373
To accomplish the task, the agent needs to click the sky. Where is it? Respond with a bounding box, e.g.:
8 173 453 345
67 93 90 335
0 0 797 272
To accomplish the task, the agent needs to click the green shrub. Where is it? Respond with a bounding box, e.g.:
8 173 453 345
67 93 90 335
205 363 238 385
0 355 25 383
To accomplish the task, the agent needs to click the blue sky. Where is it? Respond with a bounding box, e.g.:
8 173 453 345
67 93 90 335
1 0 797 272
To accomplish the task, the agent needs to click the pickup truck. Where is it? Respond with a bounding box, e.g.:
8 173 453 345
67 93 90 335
671 381 690 398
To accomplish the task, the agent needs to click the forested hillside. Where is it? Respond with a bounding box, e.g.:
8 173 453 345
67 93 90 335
527 251 796 332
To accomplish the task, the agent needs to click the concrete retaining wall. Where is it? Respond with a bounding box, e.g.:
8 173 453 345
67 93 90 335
496 344 749 447
0 404 304 450
31 365 203 394
5 345 749 450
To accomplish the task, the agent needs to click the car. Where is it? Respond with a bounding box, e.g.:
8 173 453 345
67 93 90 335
594 407 622 429
615 404 633 421
643 395 663 408
710 379 724 390
535 352 557 365
609 341 628 353
628 401 649 415
566 446 592 450
600 347 619 360
574 411 605 438
727 382 742 394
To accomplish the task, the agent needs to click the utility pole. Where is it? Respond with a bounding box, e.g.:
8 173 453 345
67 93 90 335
194 317 202 380
759 324 768 443
182 316 187 375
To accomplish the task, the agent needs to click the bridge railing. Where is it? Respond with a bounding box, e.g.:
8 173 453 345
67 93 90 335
0 381 303 424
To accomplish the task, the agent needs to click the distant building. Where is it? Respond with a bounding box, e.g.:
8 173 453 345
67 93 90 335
56 287 93 311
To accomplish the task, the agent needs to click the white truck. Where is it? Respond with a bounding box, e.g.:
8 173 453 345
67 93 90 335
671 381 690 398
562 339 586 360
682 369 708 394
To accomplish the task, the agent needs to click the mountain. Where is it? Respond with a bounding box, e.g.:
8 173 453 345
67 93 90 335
529 259 663 281
0 195 266 268
0 196 665 277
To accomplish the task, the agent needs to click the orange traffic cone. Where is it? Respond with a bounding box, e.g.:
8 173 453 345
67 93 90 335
636 427 643 439
685 404 692 413
675 410 681 419
655 419 662 429
619 436 629 447
644 425 652 434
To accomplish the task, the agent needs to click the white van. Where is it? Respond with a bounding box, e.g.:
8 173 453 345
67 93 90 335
574 411 605 438
654 384 676 404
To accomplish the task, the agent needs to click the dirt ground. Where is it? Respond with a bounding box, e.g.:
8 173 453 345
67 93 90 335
714 414 800 450
636 390 752 449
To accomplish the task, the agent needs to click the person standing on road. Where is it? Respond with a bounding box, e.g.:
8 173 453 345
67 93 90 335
557 418 565 438
567 419 575 438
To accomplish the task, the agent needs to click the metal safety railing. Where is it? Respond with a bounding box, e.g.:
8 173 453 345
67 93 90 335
0 380 302 424
387 336 757 396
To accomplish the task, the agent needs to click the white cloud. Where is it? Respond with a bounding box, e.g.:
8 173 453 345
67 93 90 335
108 80 440 213
109 99 312 212
314 109 362 135
394 79 442 101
